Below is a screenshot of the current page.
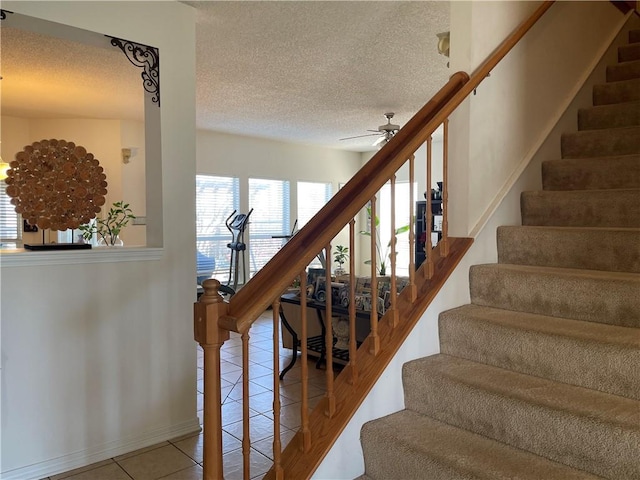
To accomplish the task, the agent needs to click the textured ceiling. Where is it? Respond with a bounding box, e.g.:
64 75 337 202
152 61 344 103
1 1 450 152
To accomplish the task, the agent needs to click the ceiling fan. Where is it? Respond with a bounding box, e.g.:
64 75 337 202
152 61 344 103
340 112 401 147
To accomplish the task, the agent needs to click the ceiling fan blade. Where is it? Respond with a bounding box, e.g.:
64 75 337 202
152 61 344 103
339 133 382 141
373 136 387 147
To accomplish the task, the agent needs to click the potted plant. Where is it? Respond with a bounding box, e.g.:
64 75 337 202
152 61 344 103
360 206 409 276
333 245 349 276
79 200 136 247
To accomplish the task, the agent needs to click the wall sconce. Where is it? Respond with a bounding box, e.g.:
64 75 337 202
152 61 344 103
122 147 138 164
0 155 9 181
437 31 450 58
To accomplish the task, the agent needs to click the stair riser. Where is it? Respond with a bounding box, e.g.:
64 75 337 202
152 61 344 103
542 155 640 191
521 189 640 228
497 226 640 273
578 102 640 130
593 78 640 105
438 310 640 399
631 30 640 44
619 43 640 62
469 264 640 327
403 363 640 480
561 127 640 158
607 60 640 82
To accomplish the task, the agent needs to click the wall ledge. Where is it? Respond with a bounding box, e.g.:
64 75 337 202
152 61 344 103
0 247 163 267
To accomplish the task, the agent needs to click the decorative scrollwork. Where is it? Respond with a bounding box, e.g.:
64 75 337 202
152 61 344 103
0 9 14 20
108 36 160 106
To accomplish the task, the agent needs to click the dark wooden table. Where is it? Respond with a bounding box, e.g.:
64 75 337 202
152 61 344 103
278 292 371 379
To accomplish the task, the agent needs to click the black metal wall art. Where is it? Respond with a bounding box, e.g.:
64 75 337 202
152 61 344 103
108 36 160 106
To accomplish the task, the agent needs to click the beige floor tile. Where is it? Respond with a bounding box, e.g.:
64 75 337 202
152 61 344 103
223 448 273 480
223 414 275 443
50 459 115 480
246 390 296 414
250 429 297 461
172 433 203 463
55 462 131 480
114 442 169 462
157 464 202 480
223 430 243 454
117 444 195 480
221 399 259 426
226 381 270 401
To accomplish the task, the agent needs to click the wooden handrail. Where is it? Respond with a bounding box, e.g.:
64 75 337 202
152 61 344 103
222 71 469 334
221 0 554 335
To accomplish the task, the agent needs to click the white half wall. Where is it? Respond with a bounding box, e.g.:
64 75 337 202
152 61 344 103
0 2 197 479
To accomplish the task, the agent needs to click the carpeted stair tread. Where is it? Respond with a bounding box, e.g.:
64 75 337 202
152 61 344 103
497 225 640 273
607 59 640 82
561 125 640 158
593 77 640 105
438 304 640 399
521 188 640 227
542 154 640 190
402 355 640 480
578 101 640 130
360 409 603 480
469 263 640 327
618 42 640 62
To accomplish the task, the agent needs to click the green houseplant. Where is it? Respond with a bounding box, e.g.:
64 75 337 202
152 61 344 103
360 206 410 276
79 200 136 247
333 245 349 275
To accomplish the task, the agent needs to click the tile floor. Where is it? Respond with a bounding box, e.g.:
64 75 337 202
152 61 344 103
43 310 329 480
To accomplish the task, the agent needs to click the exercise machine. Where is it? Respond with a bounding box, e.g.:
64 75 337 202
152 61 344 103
225 208 253 290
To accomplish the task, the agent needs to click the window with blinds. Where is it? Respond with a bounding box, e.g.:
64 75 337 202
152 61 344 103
377 181 417 277
297 181 332 227
196 175 240 282
0 183 20 246
248 178 290 276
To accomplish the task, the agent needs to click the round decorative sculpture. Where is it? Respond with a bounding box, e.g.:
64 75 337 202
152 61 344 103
4 139 107 231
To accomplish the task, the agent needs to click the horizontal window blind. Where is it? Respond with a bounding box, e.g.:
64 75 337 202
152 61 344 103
0 183 20 244
196 175 240 280
297 181 332 227
248 178 290 276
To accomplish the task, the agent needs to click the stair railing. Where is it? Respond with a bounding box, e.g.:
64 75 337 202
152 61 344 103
194 2 554 479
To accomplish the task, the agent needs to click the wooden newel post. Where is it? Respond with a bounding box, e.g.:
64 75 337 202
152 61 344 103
194 279 230 480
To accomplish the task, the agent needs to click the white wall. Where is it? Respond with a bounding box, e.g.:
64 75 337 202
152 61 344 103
448 1 622 237
0 2 197 479
314 2 631 478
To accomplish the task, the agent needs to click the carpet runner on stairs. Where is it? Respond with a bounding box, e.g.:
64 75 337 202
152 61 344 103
358 26 640 480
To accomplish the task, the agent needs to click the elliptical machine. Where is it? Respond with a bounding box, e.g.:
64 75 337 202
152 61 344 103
225 208 253 290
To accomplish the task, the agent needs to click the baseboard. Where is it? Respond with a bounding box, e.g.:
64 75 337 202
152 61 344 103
0 417 201 480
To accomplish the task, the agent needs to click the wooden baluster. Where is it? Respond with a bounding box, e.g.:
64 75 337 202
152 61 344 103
389 175 398 328
347 219 358 385
299 272 311 452
324 244 336 418
368 197 380 356
441 118 450 257
272 299 284 480
408 155 417 301
241 331 251 480
425 135 435 279
194 279 230 480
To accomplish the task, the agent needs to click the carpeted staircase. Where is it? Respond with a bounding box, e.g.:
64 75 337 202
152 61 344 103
358 29 640 480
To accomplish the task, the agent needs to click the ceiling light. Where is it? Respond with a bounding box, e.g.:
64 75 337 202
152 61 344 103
0 155 9 181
